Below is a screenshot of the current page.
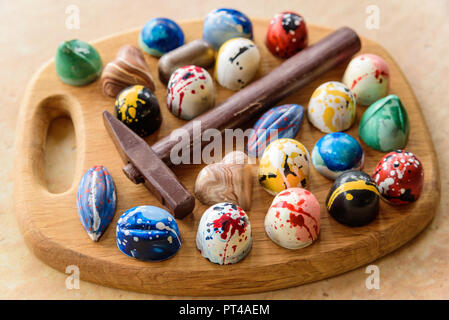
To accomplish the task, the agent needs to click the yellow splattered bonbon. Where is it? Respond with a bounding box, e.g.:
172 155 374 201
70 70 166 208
307 81 356 133
258 138 310 195
114 85 162 137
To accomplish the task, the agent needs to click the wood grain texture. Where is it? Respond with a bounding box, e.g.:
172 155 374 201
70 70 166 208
14 20 440 296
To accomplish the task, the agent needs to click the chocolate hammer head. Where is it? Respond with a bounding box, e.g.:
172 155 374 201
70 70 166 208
102 111 195 219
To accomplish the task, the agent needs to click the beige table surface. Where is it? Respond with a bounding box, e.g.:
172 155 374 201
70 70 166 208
1 0 448 299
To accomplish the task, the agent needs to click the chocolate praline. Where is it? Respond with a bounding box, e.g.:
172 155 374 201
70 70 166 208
116 206 181 262
55 39 103 86
265 11 308 59
372 150 424 205
101 45 155 98
311 132 364 180
139 18 184 57
115 85 162 137
326 170 380 227
196 202 252 265
215 37 260 90
167 65 214 120
202 8 253 50
359 94 409 152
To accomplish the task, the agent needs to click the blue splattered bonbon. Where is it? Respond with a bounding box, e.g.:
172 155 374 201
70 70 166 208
76 165 116 241
116 205 181 261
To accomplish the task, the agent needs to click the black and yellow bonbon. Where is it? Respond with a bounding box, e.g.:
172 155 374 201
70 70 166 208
115 85 162 137
326 170 380 227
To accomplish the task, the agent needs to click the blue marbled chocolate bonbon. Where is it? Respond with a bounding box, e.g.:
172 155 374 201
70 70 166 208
202 8 253 50
247 104 304 158
76 165 116 241
312 132 364 180
139 18 184 57
116 205 181 261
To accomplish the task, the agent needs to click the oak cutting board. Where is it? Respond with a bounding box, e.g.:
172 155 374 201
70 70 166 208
14 19 440 296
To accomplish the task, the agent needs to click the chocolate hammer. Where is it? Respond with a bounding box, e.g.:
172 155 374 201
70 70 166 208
103 111 195 219
104 26 361 218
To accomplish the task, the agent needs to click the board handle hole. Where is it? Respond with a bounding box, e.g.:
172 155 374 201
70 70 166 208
44 116 76 193
31 94 83 195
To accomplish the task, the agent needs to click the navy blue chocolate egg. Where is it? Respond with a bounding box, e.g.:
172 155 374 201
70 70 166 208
326 170 380 227
116 206 181 261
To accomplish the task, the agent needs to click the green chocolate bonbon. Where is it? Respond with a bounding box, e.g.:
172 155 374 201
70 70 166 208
55 39 103 86
359 94 409 152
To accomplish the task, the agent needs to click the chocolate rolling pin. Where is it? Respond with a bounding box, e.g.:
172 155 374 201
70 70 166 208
105 27 361 218
153 27 361 165
158 39 215 84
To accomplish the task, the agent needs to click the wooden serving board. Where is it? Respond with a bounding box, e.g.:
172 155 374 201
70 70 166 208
14 19 440 296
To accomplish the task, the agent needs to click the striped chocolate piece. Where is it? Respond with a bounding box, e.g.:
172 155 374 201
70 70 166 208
101 45 155 98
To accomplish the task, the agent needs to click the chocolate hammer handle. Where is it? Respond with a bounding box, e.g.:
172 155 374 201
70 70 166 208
103 111 195 219
152 27 361 165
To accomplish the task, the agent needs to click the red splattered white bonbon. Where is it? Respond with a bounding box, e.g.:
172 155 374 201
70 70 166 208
342 53 389 106
264 188 320 249
166 65 214 120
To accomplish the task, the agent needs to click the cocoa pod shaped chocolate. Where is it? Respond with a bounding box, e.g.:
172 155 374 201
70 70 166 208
101 45 156 98
76 165 116 241
247 104 304 158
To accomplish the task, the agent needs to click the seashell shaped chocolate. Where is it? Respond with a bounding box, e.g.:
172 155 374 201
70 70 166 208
194 152 253 210
76 165 116 241
101 45 155 98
